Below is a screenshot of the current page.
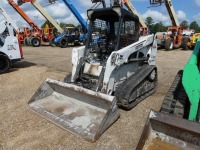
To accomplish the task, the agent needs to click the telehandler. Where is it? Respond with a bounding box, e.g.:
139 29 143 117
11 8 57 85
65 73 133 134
8 0 54 47
28 1 158 142
150 0 184 50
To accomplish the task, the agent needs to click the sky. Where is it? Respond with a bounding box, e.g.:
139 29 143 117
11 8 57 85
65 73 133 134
0 0 200 29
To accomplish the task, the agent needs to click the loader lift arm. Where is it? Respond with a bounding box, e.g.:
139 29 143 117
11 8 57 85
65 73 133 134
150 0 179 26
0 5 18 31
17 0 63 33
7 0 41 33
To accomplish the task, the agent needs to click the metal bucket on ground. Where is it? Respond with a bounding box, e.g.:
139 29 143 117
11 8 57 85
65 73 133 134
136 110 200 150
28 78 119 142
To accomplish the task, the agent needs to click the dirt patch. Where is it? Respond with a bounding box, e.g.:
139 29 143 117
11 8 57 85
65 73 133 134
0 46 192 150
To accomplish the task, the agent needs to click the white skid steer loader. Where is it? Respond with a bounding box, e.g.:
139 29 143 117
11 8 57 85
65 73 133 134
28 5 157 142
0 21 23 73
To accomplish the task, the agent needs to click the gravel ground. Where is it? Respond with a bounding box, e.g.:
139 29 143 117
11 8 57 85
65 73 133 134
0 46 192 150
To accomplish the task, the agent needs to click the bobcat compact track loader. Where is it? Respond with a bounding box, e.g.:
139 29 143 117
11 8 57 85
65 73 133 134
28 5 158 142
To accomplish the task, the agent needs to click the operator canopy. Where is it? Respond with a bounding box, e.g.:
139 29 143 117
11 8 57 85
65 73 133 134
87 7 139 23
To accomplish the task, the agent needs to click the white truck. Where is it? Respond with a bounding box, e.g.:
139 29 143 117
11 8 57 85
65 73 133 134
0 21 23 73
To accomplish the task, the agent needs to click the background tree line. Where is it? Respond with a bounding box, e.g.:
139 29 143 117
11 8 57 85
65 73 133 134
41 17 200 34
145 16 200 34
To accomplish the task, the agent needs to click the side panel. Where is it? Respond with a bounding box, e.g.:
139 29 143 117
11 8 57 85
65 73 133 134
182 39 200 121
102 34 156 93
0 36 21 60
71 46 85 82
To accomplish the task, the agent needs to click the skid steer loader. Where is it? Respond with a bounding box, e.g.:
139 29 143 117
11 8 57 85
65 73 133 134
28 4 158 142
0 21 23 73
136 39 200 149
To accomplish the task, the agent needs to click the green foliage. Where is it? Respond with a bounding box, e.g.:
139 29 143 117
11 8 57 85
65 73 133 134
180 20 189 29
150 22 167 34
145 17 167 34
145 17 154 27
76 24 81 28
59 22 75 28
41 21 53 28
189 21 200 32
144 17 200 33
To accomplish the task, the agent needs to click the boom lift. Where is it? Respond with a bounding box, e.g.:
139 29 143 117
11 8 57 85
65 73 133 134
150 0 184 50
48 0 88 47
8 0 54 47
28 0 158 142
17 0 63 33
0 20 23 73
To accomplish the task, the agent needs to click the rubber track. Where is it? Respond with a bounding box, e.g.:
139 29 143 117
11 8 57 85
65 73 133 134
125 77 157 110
160 70 189 118
115 65 157 110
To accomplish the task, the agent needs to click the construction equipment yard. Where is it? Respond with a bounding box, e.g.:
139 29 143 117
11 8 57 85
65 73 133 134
0 46 191 150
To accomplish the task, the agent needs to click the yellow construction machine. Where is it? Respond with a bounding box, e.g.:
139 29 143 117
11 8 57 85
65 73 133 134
182 32 200 50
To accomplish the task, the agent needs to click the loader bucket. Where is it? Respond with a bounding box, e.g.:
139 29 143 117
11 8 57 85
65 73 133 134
136 110 200 150
28 78 119 142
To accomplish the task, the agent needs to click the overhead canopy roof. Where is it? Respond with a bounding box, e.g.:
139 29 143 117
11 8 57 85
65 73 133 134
87 7 139 23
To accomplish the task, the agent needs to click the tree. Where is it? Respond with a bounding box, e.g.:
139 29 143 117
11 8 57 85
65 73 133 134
59 22 75 28
180 20 189 29
189 21 199 32
41 21 53 28
145 17 154 27
151 22 167 34
145 17 155 34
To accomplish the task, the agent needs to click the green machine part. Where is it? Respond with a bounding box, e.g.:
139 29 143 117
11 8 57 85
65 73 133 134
182 39 200 121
